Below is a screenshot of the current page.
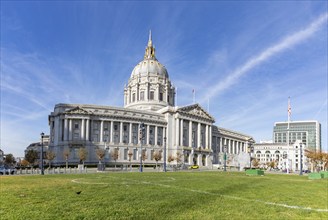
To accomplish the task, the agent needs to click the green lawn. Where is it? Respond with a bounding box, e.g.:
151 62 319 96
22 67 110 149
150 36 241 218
1 171 327 219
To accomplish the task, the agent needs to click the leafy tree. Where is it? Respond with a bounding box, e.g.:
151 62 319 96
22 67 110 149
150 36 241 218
322 152 328 171
25 149 38 166
63 149 70 169
4 154 15 165
267 161 275 170
78 148 88 166
46 151 56 168
252 159 260 168
96 148 105 164
305 150 322 172
111 148 119 170
21 159 29 167
153 151 162 171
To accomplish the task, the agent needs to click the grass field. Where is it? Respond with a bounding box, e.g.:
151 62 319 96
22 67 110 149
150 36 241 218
1 171 327 219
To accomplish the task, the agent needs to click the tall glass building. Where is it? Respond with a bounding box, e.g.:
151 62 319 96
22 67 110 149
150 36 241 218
273 120 321 151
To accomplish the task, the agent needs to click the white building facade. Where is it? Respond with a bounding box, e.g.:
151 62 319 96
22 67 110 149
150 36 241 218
48 33 255 168
253 140 308 172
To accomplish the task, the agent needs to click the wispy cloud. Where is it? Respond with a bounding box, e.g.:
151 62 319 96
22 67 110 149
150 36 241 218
204 13 328 100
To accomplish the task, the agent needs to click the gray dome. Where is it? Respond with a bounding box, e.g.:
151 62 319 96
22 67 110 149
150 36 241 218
131 59 168 78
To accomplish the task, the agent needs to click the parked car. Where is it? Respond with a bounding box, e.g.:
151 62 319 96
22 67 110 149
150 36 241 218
0 165 16 175
190 165 199 169
0 166 6 175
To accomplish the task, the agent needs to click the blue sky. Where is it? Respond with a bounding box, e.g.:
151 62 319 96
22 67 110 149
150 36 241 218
1 1 327 157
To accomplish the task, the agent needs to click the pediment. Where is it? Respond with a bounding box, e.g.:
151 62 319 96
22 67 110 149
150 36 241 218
65 106 91 115
177 104 215 122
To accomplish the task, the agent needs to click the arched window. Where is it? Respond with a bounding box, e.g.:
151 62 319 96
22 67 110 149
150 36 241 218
193 154 198 165
132 93 136 102
202 154 206 166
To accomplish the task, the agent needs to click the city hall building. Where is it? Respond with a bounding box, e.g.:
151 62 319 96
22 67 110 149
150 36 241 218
48 33 254 168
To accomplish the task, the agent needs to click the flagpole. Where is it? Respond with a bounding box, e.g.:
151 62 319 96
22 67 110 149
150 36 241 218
287 97 291 174
176 87 178 107
193 89 195 104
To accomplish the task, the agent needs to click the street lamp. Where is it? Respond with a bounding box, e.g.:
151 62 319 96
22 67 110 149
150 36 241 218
163 136 167 172
40 132 44 175
223 145 227 172
139 123 145 172
248 144 253 169
299 143 303 176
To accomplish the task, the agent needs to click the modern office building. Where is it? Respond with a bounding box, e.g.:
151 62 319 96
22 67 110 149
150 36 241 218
273 120 321 152
47 32 255 168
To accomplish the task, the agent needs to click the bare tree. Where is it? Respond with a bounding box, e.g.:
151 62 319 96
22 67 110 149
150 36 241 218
142 150 147 169
176 152 182 164
168 155 175 164
46 151 56 168
153 151 162 171
63 149 70 169
96 148 106 164
78 148 88 166
111 148 119 170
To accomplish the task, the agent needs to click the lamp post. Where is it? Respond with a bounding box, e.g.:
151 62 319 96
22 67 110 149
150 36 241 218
40 132 44 175
163 136 167 172
223 145 227 172
299 143 303 176
139 123 145 172
248 144 253 169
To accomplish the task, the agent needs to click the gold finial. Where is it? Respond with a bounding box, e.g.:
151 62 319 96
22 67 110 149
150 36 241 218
144 30 156 60
148 30 152 47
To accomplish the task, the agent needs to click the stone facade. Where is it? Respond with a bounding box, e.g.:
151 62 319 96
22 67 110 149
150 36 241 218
48 32 255 168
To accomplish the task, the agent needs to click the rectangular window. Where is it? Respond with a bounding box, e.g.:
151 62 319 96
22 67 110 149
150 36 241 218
132 124 138 144
113 122 120 144
157 127 163 145
150 150 154 160
132 93 136 102
149 126 155 145
124 149 128 160
123 123 129 144
140 91 145 101
159 93 163 101
103 122 110 142
183 121 189 147
192 122 198 148
149 91 154 100
133 149 137 160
